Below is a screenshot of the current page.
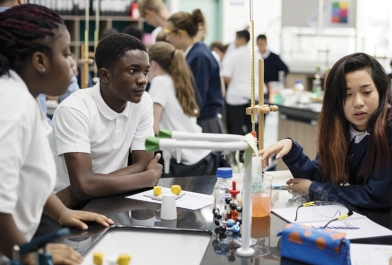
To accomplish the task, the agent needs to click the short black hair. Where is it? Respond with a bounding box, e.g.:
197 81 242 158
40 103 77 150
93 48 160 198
123 25 144 41
95 33 147 71
257 34 267 42
236 30 250 43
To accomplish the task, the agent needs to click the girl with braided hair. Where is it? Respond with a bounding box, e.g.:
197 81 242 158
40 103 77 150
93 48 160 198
0 4 113 264
148 41 218 177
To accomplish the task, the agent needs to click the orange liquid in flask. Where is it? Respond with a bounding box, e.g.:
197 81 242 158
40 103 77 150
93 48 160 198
252 193 271 217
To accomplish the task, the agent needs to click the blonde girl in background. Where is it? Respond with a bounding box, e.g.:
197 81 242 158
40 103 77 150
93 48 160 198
148 42 219 177
165 9 223 133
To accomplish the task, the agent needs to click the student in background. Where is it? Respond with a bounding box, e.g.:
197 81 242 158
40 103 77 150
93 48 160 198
0 5 113 264
138 0 170 44
58 57 80 102
148 42 219 177
259 53 392 210
100 28 119 39
123 25 144 41
50 34 162 208
193 17 224 103
210 41 228 98
155 29 167 42
210 42 227 64
38 56 80 122
166 9 224 134
221 30 256 135
257 34 288 101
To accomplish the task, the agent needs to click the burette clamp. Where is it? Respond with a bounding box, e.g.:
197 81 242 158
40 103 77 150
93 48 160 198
246 105 279 115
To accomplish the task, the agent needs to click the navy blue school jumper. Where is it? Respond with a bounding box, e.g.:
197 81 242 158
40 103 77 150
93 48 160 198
186 42 223 133
282 127 392 210
264 51 289 83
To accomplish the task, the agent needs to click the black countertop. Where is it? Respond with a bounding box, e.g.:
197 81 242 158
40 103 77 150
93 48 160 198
36 175 392 265
275 102 321 123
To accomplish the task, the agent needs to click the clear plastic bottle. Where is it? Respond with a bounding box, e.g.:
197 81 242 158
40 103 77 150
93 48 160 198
292 80 304 104
293 79 304 91
213 167 233 214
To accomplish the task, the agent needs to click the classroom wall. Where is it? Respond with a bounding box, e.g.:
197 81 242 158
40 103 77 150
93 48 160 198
167 0 222 45
221 0 282 54
169 0 392 71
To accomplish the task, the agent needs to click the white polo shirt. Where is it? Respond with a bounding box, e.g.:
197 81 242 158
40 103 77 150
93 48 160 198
0 71 56 246
151 26 162 44
148 75 211 165
50 81 154 192
221 45 259 105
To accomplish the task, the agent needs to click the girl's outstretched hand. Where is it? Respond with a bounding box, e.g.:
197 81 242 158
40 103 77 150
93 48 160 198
57 208 114 230
257 139 293 168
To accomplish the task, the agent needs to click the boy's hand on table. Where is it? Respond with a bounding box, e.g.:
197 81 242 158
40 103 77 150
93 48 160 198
47 243 83 265
286 178 311 194
147 153 163 185
57 208 114 230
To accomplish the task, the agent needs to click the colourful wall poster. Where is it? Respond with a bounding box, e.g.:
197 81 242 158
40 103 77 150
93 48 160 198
331 1 349 24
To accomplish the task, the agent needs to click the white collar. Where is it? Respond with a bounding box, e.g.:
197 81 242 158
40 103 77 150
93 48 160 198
8 70 53 134
183 44 195 57
238 45 248 51
349 124 369 144
261 50 271 59
91 80 131 120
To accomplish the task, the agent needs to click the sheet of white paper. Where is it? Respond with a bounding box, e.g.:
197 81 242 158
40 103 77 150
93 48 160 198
272 206 392 239
126 188 213 210
350 244 392 265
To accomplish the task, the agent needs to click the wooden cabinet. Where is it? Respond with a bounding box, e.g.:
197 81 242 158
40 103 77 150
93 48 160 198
276 105 319 170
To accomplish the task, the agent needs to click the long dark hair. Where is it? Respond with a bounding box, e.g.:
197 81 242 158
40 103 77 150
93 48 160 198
318 52 392 184
0 4 63 76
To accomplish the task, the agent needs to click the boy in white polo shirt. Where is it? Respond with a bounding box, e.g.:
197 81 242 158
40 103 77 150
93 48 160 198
50 34 163 207
221 30 257 135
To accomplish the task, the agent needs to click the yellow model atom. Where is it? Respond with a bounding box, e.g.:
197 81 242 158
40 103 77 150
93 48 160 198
117 254 131 265
171 185 182 195
153 186 162 196
93 252 103 265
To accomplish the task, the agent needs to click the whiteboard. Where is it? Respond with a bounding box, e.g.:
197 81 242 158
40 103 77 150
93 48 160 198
82 229 211 265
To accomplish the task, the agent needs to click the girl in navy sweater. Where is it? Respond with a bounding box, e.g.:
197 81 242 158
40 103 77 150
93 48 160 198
259 53 392 210
164 9 223 133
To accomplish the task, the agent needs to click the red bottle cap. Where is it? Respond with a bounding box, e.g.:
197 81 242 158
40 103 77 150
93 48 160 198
229 181 240 197
251 131 257 138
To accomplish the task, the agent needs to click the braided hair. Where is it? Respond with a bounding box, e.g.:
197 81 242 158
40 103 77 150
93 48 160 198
0 4 63 76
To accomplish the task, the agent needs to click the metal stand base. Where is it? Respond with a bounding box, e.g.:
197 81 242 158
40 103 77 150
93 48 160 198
236 247 255 257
